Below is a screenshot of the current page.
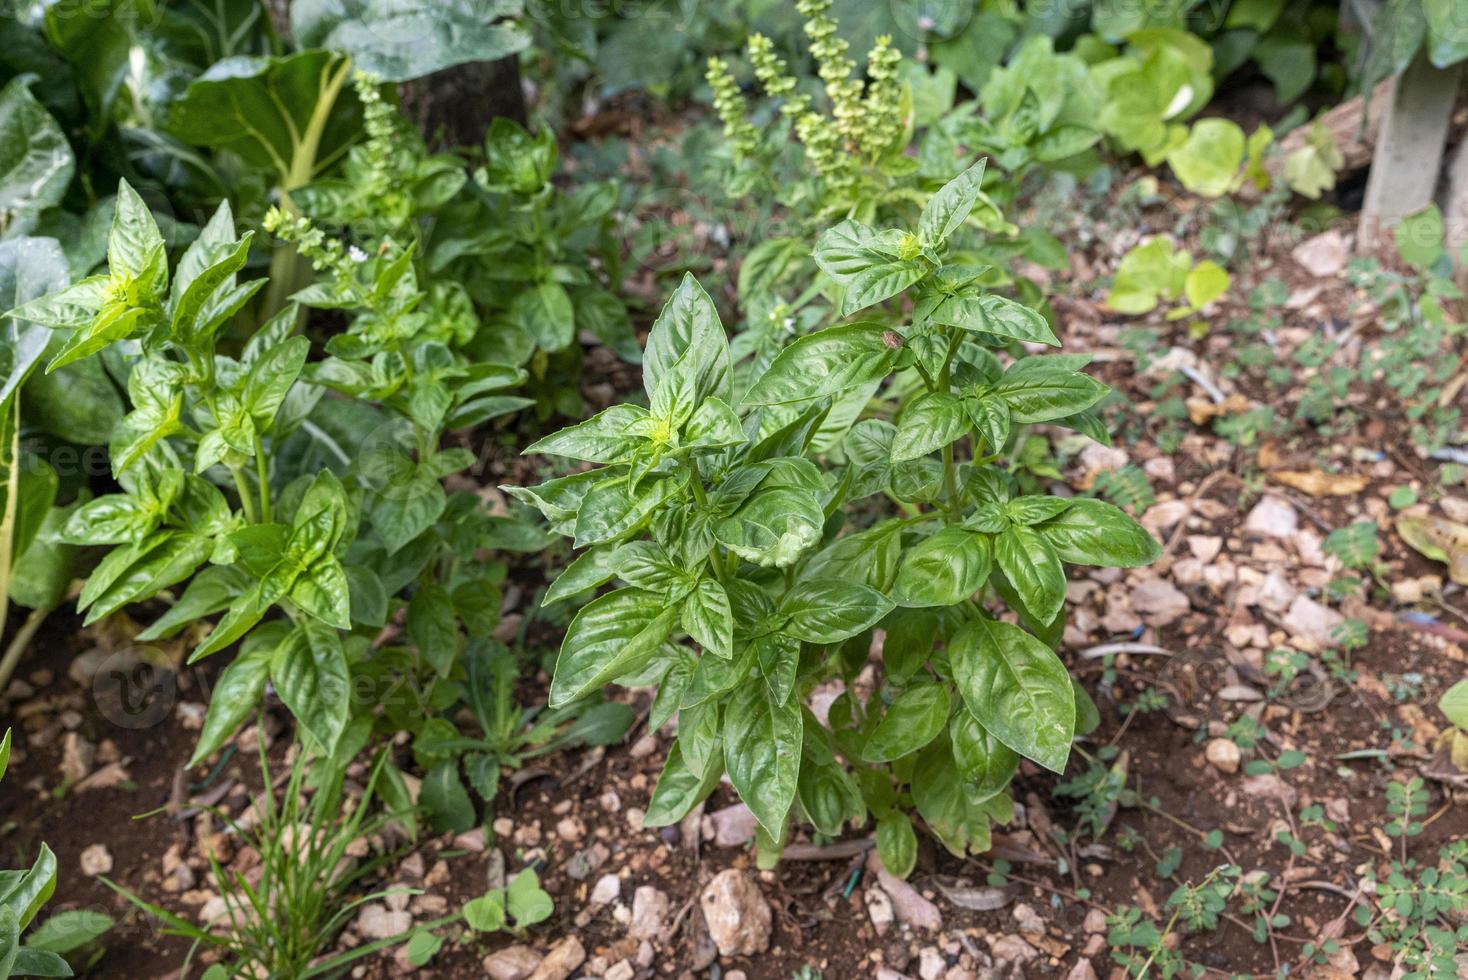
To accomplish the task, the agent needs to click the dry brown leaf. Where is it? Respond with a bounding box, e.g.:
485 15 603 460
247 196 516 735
1269 469 1369 497
1397 515 1468 585
1186 393 1250 426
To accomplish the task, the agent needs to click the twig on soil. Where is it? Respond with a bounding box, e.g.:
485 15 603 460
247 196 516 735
1159 470 1237 560
782 838 874 861
1078 642 1173 659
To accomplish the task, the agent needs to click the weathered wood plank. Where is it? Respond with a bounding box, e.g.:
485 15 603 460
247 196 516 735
1357 52 1463 252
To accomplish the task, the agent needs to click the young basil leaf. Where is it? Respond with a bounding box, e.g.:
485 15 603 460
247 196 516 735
270 623 351 757
682 578 733 659
188 647 271 767
948 709 1020 799
643 273 732 418
876 811 919 878
643 739 723 827
989 356 1108 423
919 159 986 245
813 220 927 316
526 404 650 463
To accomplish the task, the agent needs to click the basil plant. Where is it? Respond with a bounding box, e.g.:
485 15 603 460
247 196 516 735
5 181 535 775
514 162 1160 874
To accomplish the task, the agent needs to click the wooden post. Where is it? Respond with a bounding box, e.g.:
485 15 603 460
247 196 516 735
1357 52 1463 252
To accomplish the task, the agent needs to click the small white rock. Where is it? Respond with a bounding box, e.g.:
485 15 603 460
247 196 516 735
79 844 112 876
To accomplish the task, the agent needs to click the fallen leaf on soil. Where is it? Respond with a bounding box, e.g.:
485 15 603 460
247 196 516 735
1268 469 1368 497
1186 392 1250 425
932 879 1013 911
1397 515 1468 585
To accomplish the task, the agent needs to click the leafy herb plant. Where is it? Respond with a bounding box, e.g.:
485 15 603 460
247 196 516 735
513 164 1160 871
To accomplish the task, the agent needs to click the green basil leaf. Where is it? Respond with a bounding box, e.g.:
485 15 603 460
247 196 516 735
813 220 927 316
994 525 1067 624
893 526 992 608
270 623 351 757
420 761 476 834
990 356 1108 423
682 578 733 659
1037 497 1162 567
549 588 677 708
526 404 649 463
863 683 950 763
408 583 461 677
724 682 801 834
779 579 895 644
951 617 1075 772
643 273 731 418
643 739 722 827
919 159 986 245
714 485 824 569
742 323 898 407
188 647 271 767
948 709 1020 799
876 811 919 878
893 391 969 462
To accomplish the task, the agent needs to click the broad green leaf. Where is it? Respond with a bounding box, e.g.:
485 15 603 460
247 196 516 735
643 273 731 420
1037 498 1161 567
512 280 574 351
893 391 969 461
863 684 950 762
505 869 553 927
949 710 1020 798
876 812 918 878
892 526 991 607
919 160 986 245
994 525 1067 624
408 583 460 677
23 908 113 955
643 740 722 827
1166 118 1245 197
1440 678 1468 730
189 647 271 767
813 220 927 316
951 617 1076 772
291 0 530 82
526 404 649 463
549 588 677 707
0 77 73 236
779 579 895 644
0 237 70 410
421 761 476 834
270 623 351 757
169 51 359 187
682 578 733 659
743 323 897 407
714 485 824 569
1397 205 1446 274
990 356 1108 423
724 683 801 834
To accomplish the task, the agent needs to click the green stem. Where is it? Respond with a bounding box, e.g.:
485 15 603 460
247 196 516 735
231 464 258 525
0 605 51 696
254 436 272 524
937 327 963 522
261 56 353 322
